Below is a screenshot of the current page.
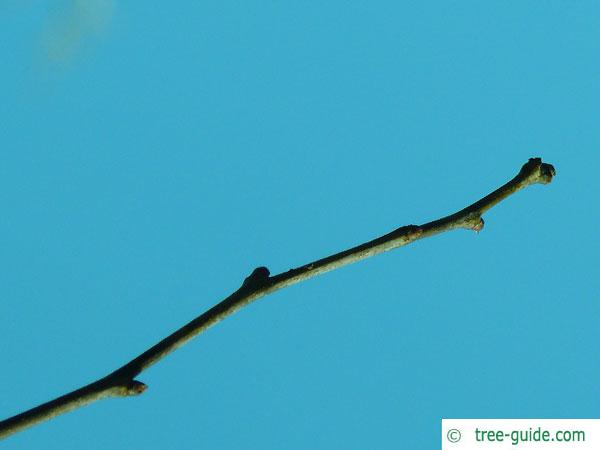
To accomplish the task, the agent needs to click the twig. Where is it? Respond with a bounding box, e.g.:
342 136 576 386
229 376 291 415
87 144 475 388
0 157 556 440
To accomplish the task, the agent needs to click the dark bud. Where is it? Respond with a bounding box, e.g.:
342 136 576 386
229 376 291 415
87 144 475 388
242 266 271 289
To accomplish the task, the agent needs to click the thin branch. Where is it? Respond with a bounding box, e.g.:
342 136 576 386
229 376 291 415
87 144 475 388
0 157 556 440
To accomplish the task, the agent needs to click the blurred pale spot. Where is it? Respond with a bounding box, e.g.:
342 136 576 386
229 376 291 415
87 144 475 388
42 0 113 63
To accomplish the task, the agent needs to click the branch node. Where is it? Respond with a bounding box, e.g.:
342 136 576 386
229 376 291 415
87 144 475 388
124 380 147 396
406 225 423 240
241 266 271 290
396 225 422 241
464 216 484 233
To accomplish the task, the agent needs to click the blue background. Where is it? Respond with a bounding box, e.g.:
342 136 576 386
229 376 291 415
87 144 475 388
1 2 598 448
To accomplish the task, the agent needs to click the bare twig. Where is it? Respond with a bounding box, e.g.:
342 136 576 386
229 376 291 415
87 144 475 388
0 157 556 440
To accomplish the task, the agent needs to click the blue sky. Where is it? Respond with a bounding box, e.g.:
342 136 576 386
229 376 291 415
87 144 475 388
1 2 599 449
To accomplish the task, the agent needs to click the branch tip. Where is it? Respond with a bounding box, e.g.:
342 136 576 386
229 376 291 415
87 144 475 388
520 157 556 185
538 162 556 184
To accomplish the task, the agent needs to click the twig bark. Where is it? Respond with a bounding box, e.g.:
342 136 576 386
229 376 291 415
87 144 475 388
0 157 556 440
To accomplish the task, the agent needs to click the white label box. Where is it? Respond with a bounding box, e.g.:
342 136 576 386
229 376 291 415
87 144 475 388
442 419 600 449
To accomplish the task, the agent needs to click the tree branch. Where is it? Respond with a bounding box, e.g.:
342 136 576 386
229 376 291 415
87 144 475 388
0 157 556 440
